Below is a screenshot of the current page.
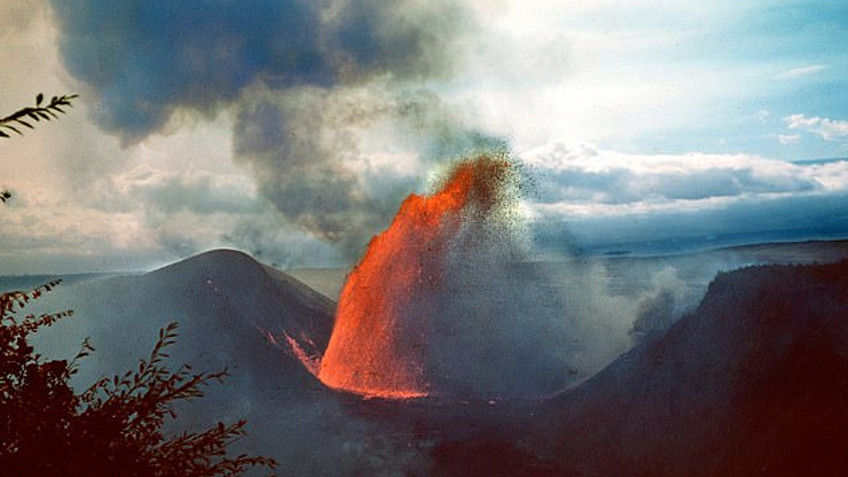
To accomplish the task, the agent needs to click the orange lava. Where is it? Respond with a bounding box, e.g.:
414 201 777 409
317 156 512 399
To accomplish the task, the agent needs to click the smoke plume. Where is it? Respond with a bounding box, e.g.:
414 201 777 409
49 0 494 256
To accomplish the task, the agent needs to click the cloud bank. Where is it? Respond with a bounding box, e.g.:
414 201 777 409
522 142 848 253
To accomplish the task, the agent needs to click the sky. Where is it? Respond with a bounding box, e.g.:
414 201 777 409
0 0 847 274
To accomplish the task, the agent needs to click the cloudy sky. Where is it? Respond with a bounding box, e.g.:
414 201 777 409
1 0 847 273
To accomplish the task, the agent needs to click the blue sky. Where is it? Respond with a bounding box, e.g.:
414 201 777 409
456 0 848 159
0 0 846 273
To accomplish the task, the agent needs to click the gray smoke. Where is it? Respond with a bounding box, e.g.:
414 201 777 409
233 85 507 255
49 0 492 257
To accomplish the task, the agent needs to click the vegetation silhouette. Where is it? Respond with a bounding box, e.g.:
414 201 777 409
0 282 277 477
1 93 78 203
0 94 78 139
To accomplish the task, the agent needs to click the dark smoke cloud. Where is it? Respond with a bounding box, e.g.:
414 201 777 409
49 0 490 256
233 85 507 256
49 0 473 140
322 0 472 82
233 88 375 248
49 0 329 141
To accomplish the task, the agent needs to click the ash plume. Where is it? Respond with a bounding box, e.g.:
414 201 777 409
233 85 506 256
49 0 492 256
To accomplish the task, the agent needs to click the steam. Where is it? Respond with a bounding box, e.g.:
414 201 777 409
629 266 688 343
49 0 495 257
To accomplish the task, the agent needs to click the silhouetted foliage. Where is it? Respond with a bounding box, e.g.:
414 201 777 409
0 94 78 139
0 283 277 477
1 93 78 203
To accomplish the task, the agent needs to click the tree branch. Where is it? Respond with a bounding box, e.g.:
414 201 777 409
0 93 78 138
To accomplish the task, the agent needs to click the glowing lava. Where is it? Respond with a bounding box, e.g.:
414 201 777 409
317 156 513 399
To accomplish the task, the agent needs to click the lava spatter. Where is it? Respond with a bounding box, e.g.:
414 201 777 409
317 156 514 399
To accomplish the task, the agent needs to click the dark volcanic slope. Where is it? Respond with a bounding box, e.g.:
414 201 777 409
533 260 848 477
34 249 334 391
147 248 336 368
29 250 403 476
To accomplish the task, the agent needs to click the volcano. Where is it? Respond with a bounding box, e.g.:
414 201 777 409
22 245 848 475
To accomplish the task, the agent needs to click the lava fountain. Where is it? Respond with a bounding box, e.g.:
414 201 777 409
317 155 516 399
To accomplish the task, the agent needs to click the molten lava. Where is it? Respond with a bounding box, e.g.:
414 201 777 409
317 156 513 399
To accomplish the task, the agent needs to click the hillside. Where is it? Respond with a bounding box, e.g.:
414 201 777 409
33 249 332 389
532 260 848 476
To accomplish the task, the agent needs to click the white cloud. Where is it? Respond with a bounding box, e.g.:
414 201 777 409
772 64 829 80
757 109 771 123
784 114 848 141
778 134 801 145
784 114 821 129
107 165 259 215
520 141 848 218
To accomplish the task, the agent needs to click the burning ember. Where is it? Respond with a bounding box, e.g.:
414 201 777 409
316 155 516 399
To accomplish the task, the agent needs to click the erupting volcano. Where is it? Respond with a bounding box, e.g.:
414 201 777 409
317 155 516 399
